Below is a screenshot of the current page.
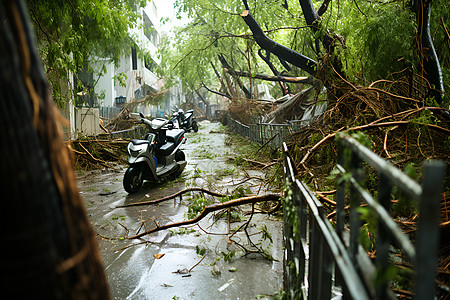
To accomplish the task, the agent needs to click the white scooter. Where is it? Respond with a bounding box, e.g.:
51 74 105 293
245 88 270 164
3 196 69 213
123 113 187 193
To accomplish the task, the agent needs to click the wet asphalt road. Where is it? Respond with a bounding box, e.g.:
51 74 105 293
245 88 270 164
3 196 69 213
77 121 284 299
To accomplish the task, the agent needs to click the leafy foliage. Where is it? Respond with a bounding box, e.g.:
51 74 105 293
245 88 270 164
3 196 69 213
27 0 146 107
159 0 449 105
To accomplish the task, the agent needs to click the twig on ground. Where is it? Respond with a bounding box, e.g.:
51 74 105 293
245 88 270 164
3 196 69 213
117 187 225 208
126 194 281 239
189 253 207 273
118 222 129 238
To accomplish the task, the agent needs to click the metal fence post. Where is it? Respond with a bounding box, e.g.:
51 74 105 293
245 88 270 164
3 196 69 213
309 205 333 300
349 151 362 263
336 141 345 240
415 160 446 299
295 184 306 295
308 215 322 300
375 173 392 299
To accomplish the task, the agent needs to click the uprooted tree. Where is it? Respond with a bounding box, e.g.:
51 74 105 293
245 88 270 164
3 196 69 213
160 0 448 109
160 0 450 294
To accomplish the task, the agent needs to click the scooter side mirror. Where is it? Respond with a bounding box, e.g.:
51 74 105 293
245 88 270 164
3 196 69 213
139 112 145 118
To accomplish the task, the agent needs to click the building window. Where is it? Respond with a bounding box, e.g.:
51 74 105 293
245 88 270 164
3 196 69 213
143 11 158 46
131 46 137 70
145 55 157 72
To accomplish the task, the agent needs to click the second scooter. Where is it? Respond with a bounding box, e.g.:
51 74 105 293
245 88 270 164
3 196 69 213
172 109 198 132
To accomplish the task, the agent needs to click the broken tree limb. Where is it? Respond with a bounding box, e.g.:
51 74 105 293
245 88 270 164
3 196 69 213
202 82 232 99
225 68 313 84
317 0 332 17
117 187 226 208
126 194 281 239
240 10 317 76
298 120 450 167
258 49 290 95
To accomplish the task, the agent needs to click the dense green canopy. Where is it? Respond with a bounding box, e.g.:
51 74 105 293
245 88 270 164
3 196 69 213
26 0 146 107
158 0 449 105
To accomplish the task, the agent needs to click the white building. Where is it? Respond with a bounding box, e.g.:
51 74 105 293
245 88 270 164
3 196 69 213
93 1 162 109
67 1 188 138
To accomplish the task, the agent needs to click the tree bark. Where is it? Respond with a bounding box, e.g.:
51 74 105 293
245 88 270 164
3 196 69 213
0 1 109 298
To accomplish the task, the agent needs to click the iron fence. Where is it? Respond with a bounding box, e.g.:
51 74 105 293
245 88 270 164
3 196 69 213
225 114 305 149
282 135 445 299
225 115 445 298
99 106 122 120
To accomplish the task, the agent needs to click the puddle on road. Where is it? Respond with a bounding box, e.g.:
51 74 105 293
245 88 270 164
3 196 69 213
77 121 284 299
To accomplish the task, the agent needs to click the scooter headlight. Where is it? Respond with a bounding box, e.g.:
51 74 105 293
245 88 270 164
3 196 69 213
128 143 147 157
130 149 141 157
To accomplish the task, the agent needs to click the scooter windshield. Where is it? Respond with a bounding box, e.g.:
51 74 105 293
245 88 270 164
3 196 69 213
150 118 168 130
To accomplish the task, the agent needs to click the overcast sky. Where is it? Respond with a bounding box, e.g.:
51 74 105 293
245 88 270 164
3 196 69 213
155 0 189 36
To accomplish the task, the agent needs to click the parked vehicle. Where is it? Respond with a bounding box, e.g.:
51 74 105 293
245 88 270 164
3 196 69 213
123 113 187 193
171 109 199 132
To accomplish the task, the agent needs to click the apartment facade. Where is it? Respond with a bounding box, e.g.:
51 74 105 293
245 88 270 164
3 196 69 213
93 1 162 110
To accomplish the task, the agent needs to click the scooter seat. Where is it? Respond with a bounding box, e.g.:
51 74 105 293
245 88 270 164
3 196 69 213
131 139 150 145
166 129 185 145
156 141 175 156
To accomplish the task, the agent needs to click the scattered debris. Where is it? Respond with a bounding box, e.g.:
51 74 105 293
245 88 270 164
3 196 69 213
67 139 128 170
218 279 235 292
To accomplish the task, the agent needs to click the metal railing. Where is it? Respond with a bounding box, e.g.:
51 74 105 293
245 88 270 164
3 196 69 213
99 106 122 120
282 135 445 299
226 114 305 149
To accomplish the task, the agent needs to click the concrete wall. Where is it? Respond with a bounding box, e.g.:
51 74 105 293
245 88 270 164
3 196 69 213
76 108 100 137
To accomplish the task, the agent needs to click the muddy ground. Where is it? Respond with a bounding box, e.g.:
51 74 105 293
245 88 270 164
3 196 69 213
77 121 284 299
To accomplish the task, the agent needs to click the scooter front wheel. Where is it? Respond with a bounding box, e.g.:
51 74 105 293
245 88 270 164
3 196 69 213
123 165 143 193
192 121 198 132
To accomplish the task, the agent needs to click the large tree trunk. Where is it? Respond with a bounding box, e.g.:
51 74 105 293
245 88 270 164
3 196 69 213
0 1 109 298
241 10 317 76
416 0 444 103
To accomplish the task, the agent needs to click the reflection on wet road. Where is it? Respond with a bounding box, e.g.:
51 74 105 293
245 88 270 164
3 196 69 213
77 121 284 299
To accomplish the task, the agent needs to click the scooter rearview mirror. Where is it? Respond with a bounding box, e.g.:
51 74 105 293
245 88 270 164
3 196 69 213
139 112 145 118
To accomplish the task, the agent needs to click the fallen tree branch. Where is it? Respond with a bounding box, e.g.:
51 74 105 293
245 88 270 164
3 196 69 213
226 156 271 168
298 120 450 168
77 141 110 168
256 132 279 153
240 10 317 76
314 191 337 206
189 253 207 273
117 187 225 208
126 194 281 239
242 157 270 168
202 82 232 99
261 161 278 170
225 68 313 84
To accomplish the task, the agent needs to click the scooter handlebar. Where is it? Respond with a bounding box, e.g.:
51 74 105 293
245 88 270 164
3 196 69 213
141 118 152 127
